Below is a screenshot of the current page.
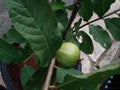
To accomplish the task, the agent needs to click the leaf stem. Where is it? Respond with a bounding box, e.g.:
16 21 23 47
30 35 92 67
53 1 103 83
42 58 55 90
79 8 120 29
64 0 81 39
23 54 34 63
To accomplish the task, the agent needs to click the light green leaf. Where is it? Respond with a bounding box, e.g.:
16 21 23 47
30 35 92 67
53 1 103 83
79 0 93 21
57 59 120 90
57 67 82 83
76 31 93 54
92 0 115 17
0 38 23 63
21 65 35 86
57 22 64 34
5 0 62 67
104 18 120 40
89 25 112 49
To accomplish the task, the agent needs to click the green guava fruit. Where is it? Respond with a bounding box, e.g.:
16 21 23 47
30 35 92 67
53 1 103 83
56 42 80 68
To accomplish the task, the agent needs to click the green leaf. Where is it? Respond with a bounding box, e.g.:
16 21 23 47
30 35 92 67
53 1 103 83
55 9 68 27
0 38 23 64
118 13 120 17
92 0 115 17
3 27 27 48
57 67 82 83
65 4 74 11
65 29 73 42
23 67 48 90
57 22 64 34
76 31 93 54
5 0 62 67
104 18 120 40
51 0 65 11
74 18 82 33
79 0 93 21
70 37 80 48
21 65 35 86
89 25 112 49
57 59 120 90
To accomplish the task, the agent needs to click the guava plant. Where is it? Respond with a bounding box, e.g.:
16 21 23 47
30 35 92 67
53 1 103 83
0 0 120 90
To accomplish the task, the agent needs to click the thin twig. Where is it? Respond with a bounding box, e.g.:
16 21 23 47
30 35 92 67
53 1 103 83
79 8 120 29
64 0 81 39
42 58 56 90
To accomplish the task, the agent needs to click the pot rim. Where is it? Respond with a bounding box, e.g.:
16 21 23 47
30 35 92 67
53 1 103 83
0 62 17 90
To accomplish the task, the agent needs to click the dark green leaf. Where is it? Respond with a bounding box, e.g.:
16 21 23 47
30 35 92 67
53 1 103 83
55 9 68 27
74 18 82 33
65 4 74 11
92 0 115 17
89 25 112 49
57 67 82 83
23 67 48 90
57 59 120 90
118 13 120 17
104 18 120 40
76 31 93 54
5 0 62 67
0 38 23 63
21 65 35 86
79 0 93 21
3 27 27 48
70 37 80 48
65 29 73 42
51 0 65 11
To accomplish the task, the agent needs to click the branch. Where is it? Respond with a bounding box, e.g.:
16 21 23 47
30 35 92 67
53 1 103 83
79 8 120 29
42 58 56 90
64 0 81 39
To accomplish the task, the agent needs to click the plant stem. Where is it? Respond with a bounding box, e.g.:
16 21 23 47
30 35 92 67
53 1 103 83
42 58 55 90
64 0 81 39
79 8 120 29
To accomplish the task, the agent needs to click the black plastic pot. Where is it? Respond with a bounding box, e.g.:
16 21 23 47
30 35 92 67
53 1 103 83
0 62 21 90
100 74 120 90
